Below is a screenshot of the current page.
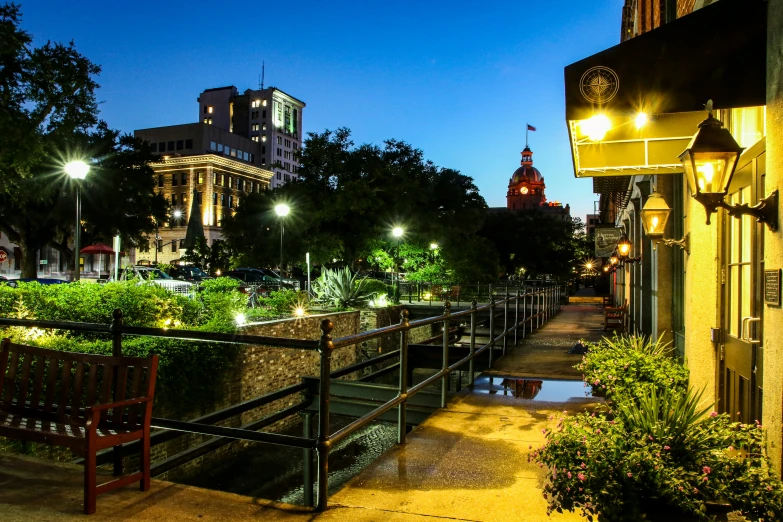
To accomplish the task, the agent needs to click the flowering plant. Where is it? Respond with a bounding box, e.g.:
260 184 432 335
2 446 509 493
532 387 783 521
576 334 688 403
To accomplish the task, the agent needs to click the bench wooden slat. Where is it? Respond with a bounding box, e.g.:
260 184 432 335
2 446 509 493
5 342 155 367
99 365 113 423
71 362 86 422
0 339 9 397
3 351 19 405
113 366 128 429
28 355 46 411
85 363 99 407
43 357 59 413
17 352 33 408
57 360 73 420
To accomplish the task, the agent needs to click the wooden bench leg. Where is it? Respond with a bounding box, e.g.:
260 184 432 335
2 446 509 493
141 428 151 491
85 441 97 514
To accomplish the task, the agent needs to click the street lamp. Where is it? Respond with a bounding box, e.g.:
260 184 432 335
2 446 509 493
639 191 689 252
65 160 90 281
275 203 290 273
391 226 404 302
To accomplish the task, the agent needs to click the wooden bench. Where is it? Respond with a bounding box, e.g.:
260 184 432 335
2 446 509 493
0 339 158 514
603 300 628 332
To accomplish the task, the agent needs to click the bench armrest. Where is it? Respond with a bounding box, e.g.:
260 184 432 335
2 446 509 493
86 396 153 413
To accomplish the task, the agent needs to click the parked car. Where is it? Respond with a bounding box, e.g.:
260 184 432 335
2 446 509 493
167 264 212 282
118 265 194 296
229 267 301 290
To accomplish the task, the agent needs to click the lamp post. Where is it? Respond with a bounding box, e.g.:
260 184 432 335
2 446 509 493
392 226 404 301
275 203 290 273
65 160 90 281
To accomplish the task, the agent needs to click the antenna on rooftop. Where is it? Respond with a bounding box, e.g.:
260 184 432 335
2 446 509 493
260 61 265 90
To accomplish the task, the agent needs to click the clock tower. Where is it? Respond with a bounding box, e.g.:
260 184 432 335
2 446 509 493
507 145 547 210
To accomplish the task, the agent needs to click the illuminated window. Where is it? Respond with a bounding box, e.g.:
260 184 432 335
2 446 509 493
262 123 267 130
252 136 259 142
210 141 217 150
729 106 766 148
262 100 267 107
197 172 204 184
262 135 267 142
203 117 212 124
208 106 213 114
217 143 224 152
252 123 259 131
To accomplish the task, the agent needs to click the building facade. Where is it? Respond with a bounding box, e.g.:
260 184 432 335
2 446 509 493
134 123 273 264
197 86 305 188
565 0 783 472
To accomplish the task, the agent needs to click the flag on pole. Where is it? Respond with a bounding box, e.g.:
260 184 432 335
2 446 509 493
527 124 537 131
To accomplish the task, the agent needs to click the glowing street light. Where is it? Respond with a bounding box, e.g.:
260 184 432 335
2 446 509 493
430 242 439 250
275 203 291 272
66 160 90 281
392 226 404 238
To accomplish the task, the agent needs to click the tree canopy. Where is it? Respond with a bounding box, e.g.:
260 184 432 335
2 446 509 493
0 4 167 277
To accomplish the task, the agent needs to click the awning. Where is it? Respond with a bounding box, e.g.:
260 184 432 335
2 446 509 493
564 0 767 179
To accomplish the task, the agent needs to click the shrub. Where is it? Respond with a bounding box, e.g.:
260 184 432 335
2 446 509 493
361 278 390 299
254 289 309 317
576 334 688 403
312 267 375 308
533 387 783 521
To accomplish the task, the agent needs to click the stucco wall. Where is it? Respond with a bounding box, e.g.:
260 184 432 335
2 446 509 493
683 192 720 406
764 0 783 473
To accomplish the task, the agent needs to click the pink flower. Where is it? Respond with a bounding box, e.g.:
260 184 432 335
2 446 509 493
577 473 585 481
728 446 734 451
710 411 718 417
663 445 670 450
577 451 581 456
702 466 711 474
703 476 708 482
567 472 572 479
693 488 699 494
627 472 632 478
581 463 586 469
648 436 653 441
596 428 601 434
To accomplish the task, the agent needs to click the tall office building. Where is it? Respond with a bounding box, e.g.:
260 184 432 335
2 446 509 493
197 86 305 188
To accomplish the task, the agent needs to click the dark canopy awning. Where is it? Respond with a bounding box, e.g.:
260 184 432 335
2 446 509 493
564 0 767 122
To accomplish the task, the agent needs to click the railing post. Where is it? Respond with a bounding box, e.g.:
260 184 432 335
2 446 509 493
441 301 451 408
302 410 314 507
522 290 527 339
469 300 477 387
489 295 495 369
536 288 541 330
514 290 520 345
110 309 123 476
398 309 410 444
316 319 334 512
503 292 509 355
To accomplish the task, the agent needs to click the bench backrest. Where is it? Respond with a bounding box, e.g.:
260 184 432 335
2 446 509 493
0 339 158 430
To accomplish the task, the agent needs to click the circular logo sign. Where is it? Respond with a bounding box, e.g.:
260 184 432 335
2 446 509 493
580 66 619 104
0 250 6 263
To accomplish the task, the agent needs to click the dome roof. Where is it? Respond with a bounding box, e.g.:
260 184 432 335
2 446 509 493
511 165 543 184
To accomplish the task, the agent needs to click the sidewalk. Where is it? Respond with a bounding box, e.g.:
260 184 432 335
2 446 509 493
0 301 603 521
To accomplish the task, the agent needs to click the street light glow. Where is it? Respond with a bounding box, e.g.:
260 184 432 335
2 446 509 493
172 209 183 219
65 160 90 180
581 114 611 142
635 112 649 129
275 203 291 217
392 226 404 237
430 243 439 250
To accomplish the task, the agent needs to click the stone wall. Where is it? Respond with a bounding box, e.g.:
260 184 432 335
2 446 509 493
360 305 436 354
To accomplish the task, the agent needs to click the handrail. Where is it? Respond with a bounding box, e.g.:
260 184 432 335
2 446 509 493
0 281 567 511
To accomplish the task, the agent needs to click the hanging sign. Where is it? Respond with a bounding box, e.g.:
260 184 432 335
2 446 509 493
595 227 623 258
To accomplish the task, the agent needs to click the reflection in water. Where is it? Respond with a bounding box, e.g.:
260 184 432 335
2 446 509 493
473 376 588 401
500 378 543 399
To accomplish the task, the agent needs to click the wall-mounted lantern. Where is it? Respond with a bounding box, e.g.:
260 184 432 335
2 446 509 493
639 191 689 253
616 235 641 265
679 100 778 230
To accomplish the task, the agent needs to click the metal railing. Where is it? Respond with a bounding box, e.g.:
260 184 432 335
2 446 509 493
0 283 566 511
396 280 564 307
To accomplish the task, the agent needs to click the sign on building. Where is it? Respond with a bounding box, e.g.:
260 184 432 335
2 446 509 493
595 227 623 258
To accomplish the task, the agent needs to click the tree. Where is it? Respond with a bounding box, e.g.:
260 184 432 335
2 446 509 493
222 128 494 281
0 5 167 277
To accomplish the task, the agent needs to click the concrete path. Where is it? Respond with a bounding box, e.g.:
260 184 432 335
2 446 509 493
0 301 604 521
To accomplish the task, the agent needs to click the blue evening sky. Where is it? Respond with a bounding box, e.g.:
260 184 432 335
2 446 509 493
21 0 623 221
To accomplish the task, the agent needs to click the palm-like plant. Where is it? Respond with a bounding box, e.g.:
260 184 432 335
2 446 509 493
312 267 376 308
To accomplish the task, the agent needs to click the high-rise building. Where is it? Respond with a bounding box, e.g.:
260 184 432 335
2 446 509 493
197 86 305 188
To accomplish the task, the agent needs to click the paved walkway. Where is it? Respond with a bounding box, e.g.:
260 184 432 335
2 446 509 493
0 301 606 521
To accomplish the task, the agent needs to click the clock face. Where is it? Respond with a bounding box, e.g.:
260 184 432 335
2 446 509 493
521 186 529 195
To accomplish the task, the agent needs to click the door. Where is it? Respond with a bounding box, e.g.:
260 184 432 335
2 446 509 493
720 151 764 424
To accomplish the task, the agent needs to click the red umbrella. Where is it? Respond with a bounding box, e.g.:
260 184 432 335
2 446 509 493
80 244 114 254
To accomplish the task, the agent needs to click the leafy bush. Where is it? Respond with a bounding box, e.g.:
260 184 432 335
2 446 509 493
533 387 783 521
360 278 390 299
254 289 309 317
576 334 688 402
312 267 375 308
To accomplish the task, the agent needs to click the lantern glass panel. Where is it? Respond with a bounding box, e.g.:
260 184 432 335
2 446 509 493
641 208 670 238
692 151 738 195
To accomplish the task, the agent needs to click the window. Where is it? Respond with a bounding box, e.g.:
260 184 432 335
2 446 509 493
228 195 234 208
171 240 177 252
249 181 254 192
210 141 217 151
221 194 226 206
181 172 188 185
213 192 217 205
284 139 291 147
167 141 175 151
262 146 266 154
208 106 213 114
220 174 225 186
181 193 187 205
262 110 267 118
277 136 282 144
277 148 282 157
262 135 267 142
243 151 249 161
230 148 237 157
249 153 254 162
196 191 202 204
227 176 232 188
197 172 204 184
158 142 165 152
217 143 224 152
203 106 208 114
262 123 267 130
185 139 193 149
251 123 259 131
203 118 212 124
261 158 266 165
172 173 178 186
176 140 184 150
276 172 281 180
252 136 259 142
150 142 158 153
251 100 260 108
158 175 164 188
